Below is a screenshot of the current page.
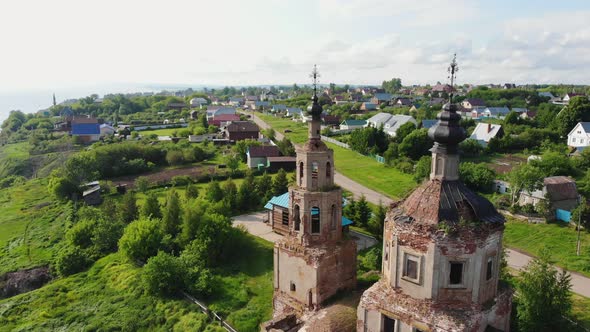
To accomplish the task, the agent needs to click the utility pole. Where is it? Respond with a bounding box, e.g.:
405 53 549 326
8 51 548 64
576 195 582 256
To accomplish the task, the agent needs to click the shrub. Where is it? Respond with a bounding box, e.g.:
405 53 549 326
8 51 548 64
173 312 208 332
54 245 91 277
171 175 192 187
142 251 186 296
135 176 151 192
66 219 95 249
166 150 184 166
119 218 164 263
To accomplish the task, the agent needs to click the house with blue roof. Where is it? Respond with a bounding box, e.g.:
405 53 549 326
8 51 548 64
481 106 511 119
71 123 100 143
271 104 287 112
264 192 353 235
371 93 393 105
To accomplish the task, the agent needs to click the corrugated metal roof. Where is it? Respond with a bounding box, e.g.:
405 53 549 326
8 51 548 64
72 123 100 135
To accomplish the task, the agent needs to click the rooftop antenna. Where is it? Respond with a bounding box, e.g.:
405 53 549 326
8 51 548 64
447 53 458 103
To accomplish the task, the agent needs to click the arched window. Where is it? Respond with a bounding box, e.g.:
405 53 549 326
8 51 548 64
311 162 319 179
326 162 331 177
331 204 337 230
299 162 304 185
294 205 301 231
311 206 320 234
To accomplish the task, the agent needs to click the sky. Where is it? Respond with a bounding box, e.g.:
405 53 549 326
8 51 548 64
1 0 590 118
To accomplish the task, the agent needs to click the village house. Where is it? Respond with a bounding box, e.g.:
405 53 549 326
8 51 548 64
99 124 115 137
82 183 102 206
503 83 516 89
260 90 277 101
370 93 393 105
71 118 100 143
208 114 241 127
339 119 366 130
321 114 341 127
250 101 270 111
394 97 412 107
206 107 236 120
365 112 417 137
519 176 579 212
479 106 511 119
520 110 537 120
426 97 446 107
224 121 259 141
266 156 296 172
461 98 486 109
430 83 455 95
189 97 208 108
567 122 590 152
167 102 186 111
469 123 504 146
563 93 585 104
271 104 287 113
360 102 377 111
286 107 302 118
332 95 348 104
246 145 281 168
228 97 244 107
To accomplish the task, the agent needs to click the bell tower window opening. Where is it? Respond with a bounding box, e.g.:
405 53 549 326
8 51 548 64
299 162 304 185
326 161 331 178
312 162 319 179
486 256 494 281
311 207 320 234
294 205 301 231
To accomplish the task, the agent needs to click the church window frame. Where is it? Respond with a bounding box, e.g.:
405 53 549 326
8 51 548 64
330 204 337 230
326 161 331 178
281 209 289 225
311 161 319 179
401 252 421 284
311 206 320 234
294 204 301 231
448 260 467 288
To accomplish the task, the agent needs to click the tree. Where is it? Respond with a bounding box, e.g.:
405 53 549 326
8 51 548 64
222 178 238 213
134 176 150 193
162 190 182 236
185 184 199 200
571 198 590 229
180 200 208 247
503 111 519 124
382 78 402 94
368 202 387 240
383 143 399 166
256 172 273 203
277 137 295 156
238 172 258 211
142 251 185 296
508 164 543 206
395 122 416 143
119 191 138 223
413 156 431 183
272 169 289 196
66 219 95 249
517 249 573 332
398 128 432 160
119 218 164 263
530 151 573 178
54 245 91 277
141 193 162 219
459 139 484 157
459 162 496 192
355 195 372 228
225 152 240 175
556 96 590 137
206 181 223 202
92 218 124 255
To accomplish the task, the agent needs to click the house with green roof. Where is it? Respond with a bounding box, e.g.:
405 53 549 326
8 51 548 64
339 119 367 130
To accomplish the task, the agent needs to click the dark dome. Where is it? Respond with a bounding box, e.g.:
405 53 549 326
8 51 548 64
428 103 467 147
307 94 323 121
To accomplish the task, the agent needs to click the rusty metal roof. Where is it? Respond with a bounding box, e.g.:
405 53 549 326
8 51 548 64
401 179 504 225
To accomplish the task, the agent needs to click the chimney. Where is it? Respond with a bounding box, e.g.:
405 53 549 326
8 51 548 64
487 123 492 133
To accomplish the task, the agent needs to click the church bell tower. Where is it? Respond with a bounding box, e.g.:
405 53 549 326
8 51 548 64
271 66 357 318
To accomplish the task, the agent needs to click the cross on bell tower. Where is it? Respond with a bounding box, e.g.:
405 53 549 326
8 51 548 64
308 64 323 141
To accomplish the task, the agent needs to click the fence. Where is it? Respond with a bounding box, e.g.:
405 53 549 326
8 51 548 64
181 291 239 332
321 135 349 149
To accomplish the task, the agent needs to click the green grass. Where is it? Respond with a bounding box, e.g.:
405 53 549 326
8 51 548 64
0 179 67 274
504 218 590 277
327 143 416 200
256 113 309 144
572 294 590 330
0 142 30 159
137 128 182 136
0 233 273 332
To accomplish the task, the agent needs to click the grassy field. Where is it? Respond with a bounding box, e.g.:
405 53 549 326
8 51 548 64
504 219 590 277
255 112 416 199
573 294 590 330
0 141 29 159
136 128 182 136
0 234 273 332
327 143 416 200
0 179 67 274
256 113 309 144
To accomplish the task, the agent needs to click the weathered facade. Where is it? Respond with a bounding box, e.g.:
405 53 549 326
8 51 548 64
357 60 512 332
265 69 357 330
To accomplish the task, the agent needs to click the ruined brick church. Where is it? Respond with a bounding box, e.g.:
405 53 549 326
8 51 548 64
264 60 512 332
357 57 512 331
263 66 357 330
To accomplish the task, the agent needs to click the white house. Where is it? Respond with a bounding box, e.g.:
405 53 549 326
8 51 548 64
567 122 590 149
286 107 302 118
365 112 417 137
99 124 116 137
190 97 208 108
469 123 504 146
481 107 511 119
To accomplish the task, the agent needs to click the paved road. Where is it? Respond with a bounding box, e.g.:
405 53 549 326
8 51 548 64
506 248 590 298
246 110 590 297
232 212 378 251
